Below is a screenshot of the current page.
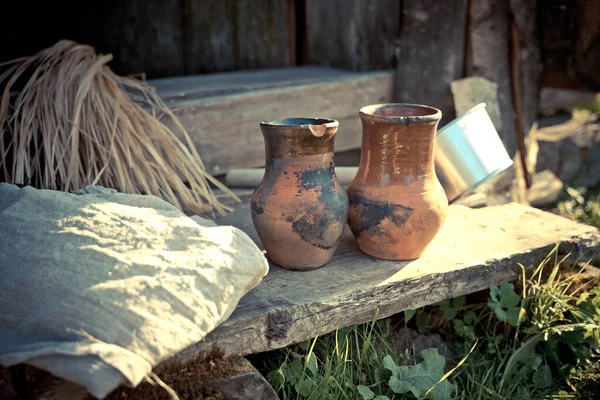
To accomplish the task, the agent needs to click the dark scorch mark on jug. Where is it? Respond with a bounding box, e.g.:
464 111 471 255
287 161 349 250
348 193 413 237
287 208 345 250
251 159 278 216
293 161 336 201
251 200 265 215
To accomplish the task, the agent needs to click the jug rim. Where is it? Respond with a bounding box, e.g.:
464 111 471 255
359 103 442 123
261 117 339 129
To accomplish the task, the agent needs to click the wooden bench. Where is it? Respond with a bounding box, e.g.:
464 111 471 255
175 200 600 358
150 68 600 359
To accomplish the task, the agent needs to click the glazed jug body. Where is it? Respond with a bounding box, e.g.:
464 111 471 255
251 118 349 270
347 104 448 260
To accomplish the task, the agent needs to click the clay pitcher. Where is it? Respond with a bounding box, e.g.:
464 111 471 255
347 104 448 260
251 118 349 270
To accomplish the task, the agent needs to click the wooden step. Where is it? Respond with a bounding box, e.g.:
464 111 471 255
151 67 394 175
177 202 600 358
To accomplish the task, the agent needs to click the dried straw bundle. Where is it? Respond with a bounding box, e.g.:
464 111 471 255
0 40 237 215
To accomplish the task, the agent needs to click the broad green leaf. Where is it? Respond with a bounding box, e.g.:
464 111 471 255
453 319 464 330
495 334 504 345
533 364 552 389
267 368 285 391
357 385 375 400
404 309 416 323
507 307 522 326
494 305 508 322
416 309 429 333
388 348 454 399
373 396 391 400
383 355 398 373
463 311 476 325
490 285 500 302
388 367 419 396
420 348 446 372
490 285 500 301
500 292 521 308
282 358 304 385
295 378 316 397
499 282 515 296
453 296 466 308
440 303 457 320
524 353 543 370
305 353 317 375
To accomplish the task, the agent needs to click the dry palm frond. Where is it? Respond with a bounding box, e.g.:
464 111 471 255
0 40 238 216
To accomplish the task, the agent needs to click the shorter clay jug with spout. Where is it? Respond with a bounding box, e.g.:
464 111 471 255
347 104 448 260
251 118 349 270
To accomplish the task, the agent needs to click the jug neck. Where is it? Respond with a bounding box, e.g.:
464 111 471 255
260 118 338 160
357 104 441 185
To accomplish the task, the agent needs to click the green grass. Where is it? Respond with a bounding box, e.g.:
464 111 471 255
258 246 600 399
559 187 600 230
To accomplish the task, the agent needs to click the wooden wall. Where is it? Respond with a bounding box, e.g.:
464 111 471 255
2 0 598 87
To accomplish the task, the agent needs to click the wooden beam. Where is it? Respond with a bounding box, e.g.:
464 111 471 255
395 0 468 125
306 0 400 71
176 201 600 357
467 0 517 157
152 67 394 175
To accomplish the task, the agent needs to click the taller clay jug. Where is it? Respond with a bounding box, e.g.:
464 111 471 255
251 118 349 271
347 104 448 260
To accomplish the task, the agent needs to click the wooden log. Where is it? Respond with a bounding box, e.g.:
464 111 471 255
306 0 400 71
152 67 394 175
176 201 600 357
395 0 468 125
467 0 517 157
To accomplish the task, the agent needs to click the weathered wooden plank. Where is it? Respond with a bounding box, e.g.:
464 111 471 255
152 66 359 102
183 0 236 74
154 68 394 175
395 0 468 125
306 0 400 71
235 0 295 69
510 0 542 139
177 202 600 357
467 0 517 157
106 0 185 78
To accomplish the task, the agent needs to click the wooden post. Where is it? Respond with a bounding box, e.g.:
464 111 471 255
395 0 468 125
467 0 517 157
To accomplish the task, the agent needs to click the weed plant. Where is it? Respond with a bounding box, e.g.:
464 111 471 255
262 246 600 399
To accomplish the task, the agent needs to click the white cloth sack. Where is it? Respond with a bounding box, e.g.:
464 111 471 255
0 183 268 398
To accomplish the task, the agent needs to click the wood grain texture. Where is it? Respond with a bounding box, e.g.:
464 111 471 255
510 0 542 138
467 0 517 157
176 201 600 357
306 0 400 71
107 0 185 78
153 68 394 175
235 0 295 69
152 66 359 101
184 0 237 74
395 0 468 125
